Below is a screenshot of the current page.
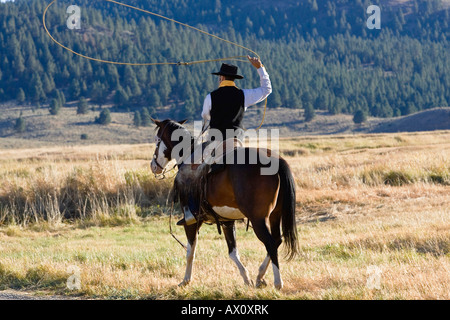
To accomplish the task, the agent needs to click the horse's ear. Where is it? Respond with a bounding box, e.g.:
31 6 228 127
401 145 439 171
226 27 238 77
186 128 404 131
151 118 161 126
178 119 188 125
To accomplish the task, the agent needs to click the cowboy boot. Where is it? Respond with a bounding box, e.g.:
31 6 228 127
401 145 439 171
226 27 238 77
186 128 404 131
177 206 197 226
184 206 197 225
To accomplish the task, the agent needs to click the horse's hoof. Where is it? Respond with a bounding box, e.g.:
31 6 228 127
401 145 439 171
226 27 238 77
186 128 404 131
255 279 267 288
245 280 255 288
178 280 190 287
274 281 283 290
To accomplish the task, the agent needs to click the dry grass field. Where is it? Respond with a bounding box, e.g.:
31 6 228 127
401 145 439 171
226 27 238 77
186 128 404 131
0 130 449 299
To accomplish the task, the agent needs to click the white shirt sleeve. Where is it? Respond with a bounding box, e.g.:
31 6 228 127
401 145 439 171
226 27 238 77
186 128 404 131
201 67 272 119
242 67 272 110
201 94 212 121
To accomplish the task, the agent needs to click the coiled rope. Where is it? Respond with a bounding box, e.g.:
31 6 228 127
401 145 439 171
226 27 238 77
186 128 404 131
43 0 267 129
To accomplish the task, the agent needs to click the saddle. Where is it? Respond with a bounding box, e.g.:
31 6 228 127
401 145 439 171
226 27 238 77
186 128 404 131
203 138 243 166
173 138 243 231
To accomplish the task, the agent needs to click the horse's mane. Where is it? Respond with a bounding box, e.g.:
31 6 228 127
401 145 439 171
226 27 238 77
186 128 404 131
167 120 190 134
155 120 189 137
158 120 194 147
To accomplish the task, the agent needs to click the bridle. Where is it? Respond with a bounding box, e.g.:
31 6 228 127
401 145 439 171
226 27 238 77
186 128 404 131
153 122 177 179
152 121 210 179
153 158 178 180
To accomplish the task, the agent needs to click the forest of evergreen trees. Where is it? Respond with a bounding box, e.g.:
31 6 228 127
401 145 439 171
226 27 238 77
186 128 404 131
0 0 449 121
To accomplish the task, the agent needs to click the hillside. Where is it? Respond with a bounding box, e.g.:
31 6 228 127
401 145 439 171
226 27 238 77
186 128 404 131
0 102 154 148
1 102 449 149
0 0 449 127
371 107 450 133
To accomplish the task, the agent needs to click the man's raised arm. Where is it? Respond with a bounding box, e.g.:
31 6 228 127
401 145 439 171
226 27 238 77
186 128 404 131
243 56 272 109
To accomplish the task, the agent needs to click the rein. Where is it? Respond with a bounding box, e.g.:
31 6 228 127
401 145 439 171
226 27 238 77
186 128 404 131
153 121 210 250
168 196 187 251
153 163 178 180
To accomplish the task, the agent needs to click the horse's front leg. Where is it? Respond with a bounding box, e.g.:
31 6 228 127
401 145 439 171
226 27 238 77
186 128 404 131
179 221 201 287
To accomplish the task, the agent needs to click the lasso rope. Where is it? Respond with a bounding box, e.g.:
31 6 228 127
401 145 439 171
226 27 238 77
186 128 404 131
43 0 267 129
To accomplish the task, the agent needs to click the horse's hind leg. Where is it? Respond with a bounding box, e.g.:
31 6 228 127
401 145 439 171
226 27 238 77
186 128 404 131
256 255 271 288
253 204 284 289
256 208 283 288
252 218 283 289
179 222 201 287
222 221 252 286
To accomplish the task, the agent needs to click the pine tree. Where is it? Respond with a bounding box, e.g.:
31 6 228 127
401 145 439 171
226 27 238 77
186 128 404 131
148 89 161 107
80 80 88 97
182 98 196 120
69 79 81 100
106 65 120 90
353 110 367 124
13 54 25 77
133 111 142 127
29 73 46 104
158 79 171 104
77 97 89 114
270 91 283 108
140 107 152 127
301 91 314 108
16 88 25 104
95 109 111 125
314 93 328 110
61 66 71 85
14 115 26 133
49 98 61 115
304 104 316 122
55 89 66 106
42 74 55 94
90 81 107 105
114 87 129 107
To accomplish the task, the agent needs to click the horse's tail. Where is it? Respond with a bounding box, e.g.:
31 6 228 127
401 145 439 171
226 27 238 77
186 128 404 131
278 157 299 261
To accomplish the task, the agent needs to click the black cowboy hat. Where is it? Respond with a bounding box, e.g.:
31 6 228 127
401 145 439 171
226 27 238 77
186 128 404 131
212 63 244 79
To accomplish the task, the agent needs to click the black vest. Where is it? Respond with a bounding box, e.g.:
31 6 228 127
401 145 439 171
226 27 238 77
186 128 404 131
210 86 245 136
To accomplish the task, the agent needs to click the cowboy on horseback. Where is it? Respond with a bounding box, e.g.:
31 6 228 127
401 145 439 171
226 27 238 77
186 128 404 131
180 56 272 225
150 117 298 289
201 56 272 140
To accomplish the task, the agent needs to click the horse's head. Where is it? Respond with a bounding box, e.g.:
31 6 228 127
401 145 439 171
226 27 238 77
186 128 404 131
150 118 188 175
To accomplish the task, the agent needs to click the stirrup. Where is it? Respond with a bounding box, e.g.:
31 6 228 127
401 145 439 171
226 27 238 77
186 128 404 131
183 206 197 226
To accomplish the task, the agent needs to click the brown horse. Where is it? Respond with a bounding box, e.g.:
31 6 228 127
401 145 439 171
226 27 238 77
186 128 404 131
150 119 298 289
